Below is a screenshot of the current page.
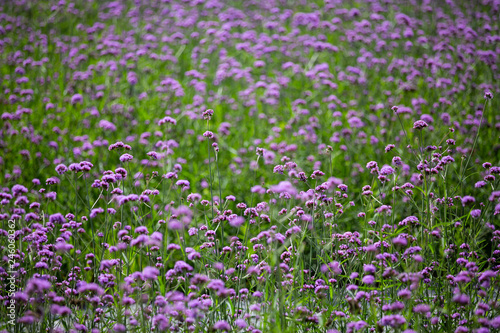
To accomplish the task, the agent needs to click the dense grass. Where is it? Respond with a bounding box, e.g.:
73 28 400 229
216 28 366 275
0 0 499 332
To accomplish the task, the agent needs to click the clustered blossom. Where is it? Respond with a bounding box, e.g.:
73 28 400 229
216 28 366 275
413 120 429 130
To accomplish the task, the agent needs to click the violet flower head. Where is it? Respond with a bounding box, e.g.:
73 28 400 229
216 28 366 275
471 209 481 218
362 275 375 285
158 116 177 125
379 165 395 175
234 319 247 329
461 196 475 206
363 264 376 273
413 303 431 314
71 93 83 105
413 120 429 130
143 266 160 280
25 278 51 295
119 153 133 162
55 241 74 253
203 109 214 120
213 320 231 331
229 216 245 227
55 164 68 175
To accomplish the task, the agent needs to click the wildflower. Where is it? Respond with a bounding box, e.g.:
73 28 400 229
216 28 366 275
379 165 395 175
461 196 475 206
452 293 470 305
471 209 481 218
213 320 231 331
475 181 486 188
113 324 126 333
25 278 51 295
55 164 68 175
413 120 429 129
229 216 245 227
362 275 375 284
234 319 247 329
392 156 402 166
71 93 83 105
273 165 285 174
379 314 406 327
203 109 214 120
363 264 376 273
413 303 431 314
158 116 177 125
119 154 133 162
55 241 74 253
147 151 160 159
338 184 348 192
143 266 160 280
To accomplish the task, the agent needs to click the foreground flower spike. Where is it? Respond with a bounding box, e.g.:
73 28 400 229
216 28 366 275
413 120 429 130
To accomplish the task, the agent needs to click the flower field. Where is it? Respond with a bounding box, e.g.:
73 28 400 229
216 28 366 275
1 0 500 332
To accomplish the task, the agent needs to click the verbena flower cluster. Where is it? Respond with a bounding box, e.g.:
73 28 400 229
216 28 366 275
0 0 499 332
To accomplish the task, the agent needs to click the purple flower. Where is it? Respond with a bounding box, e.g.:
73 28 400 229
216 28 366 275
71 93 83 105
202 109 214 120
273 164 285 174
385 144 395 152
55 164 68 175
55 241 74 253
113 324 126 333
363 264 376 273
376 205 392 215
69 163 82 172
362 275 375 284
77 282 104 296
51 304 72 316
143 266 160 280
49 213 66 224
18 315 36 324
234 319 247 329
203 131 214 139
158 116 177 125
393 237 408 247
119 154 133 162
229 216 245 227
174 260 193 273
176 180 190 190
12 184 28 196
452 293 470 305
471 209 481 218
127 71 137 85
147 151 160 160
413 303 431 314
475 181 487 188
392 156 402 166
461 196 475 206
135 226 149 234
379 314 406 327
99 120 117 131
413 120 429 130
25 278 51 295
398 289 411 299
379 165 395 175
213 320 231 331
269 181 298 196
